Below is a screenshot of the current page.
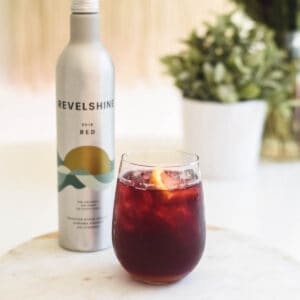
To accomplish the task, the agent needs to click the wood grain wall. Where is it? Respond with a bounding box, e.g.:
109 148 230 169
1 0 230 89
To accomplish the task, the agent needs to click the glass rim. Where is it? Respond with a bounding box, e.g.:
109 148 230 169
121 151 200 169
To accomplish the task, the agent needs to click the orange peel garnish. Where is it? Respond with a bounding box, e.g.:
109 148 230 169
150 168 168 190
149 168 176 201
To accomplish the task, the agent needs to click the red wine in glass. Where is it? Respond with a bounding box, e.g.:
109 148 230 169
112 152 206 284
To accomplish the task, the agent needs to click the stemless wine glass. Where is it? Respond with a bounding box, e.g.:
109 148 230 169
112 151 206 284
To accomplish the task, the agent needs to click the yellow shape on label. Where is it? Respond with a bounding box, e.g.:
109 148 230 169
64 146 111 175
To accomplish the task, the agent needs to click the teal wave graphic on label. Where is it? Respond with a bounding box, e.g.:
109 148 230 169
57 148 114 192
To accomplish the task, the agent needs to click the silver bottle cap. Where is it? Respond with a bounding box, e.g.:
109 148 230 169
71 0 99 13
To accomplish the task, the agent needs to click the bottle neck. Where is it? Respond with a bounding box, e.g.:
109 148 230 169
70 13 100 43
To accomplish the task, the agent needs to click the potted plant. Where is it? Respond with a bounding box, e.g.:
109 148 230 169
232 0 300 47
232 0 300 159
161 11 293 179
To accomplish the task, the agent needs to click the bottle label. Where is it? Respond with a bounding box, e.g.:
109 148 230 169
57 99 115 192
58 146 114 192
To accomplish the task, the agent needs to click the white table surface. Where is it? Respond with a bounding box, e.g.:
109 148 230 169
0 139 300 265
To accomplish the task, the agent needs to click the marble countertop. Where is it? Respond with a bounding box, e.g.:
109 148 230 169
2 229 300 299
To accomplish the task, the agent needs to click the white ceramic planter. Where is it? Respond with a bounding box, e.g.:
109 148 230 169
183 99 267 179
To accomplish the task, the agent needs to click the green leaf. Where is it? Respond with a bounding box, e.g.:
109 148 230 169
216 85 239 103
239 83 261 99
203 63 214 83
214 63 226 83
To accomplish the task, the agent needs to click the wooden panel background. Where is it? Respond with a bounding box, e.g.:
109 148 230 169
1 0 230 90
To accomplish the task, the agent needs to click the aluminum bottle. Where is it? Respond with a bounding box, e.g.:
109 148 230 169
56 0 115 251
